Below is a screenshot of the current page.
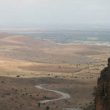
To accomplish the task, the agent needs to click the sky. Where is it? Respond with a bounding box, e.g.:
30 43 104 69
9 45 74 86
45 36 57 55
0 0 109 29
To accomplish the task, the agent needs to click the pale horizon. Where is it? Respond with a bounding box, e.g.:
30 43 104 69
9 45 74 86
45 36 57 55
0 0 109 29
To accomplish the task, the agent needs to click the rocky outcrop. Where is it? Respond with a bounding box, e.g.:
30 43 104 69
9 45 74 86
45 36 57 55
96 58 110 110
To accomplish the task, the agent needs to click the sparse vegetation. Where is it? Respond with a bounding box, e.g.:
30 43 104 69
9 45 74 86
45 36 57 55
0 34 109 110
83 103 95 110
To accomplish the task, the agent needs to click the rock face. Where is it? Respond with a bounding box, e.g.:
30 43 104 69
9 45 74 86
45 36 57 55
96 58 110 110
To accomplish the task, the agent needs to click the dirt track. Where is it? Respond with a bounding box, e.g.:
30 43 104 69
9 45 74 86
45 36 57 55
36 84 81 110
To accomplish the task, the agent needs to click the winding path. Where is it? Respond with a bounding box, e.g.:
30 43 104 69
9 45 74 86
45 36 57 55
35 84 81 110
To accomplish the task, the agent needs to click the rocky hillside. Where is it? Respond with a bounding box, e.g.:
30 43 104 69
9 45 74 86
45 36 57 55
96 58 110 110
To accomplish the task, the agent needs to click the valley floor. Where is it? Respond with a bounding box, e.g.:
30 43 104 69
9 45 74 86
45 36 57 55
0 76 95 110
0 34 109 110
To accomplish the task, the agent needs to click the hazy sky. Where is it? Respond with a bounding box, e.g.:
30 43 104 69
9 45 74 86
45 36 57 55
0 0 109 29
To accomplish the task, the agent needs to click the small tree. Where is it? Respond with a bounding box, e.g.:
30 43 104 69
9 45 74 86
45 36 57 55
38 102 41 107
46 106 50 110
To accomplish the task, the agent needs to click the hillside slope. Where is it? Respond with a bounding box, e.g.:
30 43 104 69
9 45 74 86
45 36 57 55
96 58 110 110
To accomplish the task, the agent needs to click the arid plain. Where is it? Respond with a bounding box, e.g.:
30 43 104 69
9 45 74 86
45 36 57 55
0 33 110 110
